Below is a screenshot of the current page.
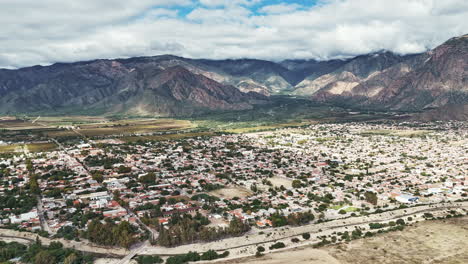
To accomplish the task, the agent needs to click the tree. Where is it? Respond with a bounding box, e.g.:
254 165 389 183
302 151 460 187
63 253 78 264
29 174 40 194
139 172 156 186
136 255 163 264
269 242 285 250
292 180 302 188
201 250 219 261
396 219 405 226
34 250 56 264
364 191 378 205
302 233 310 240
92 172 104 183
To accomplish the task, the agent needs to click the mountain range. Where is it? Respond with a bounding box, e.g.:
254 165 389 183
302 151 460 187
0 34 466 119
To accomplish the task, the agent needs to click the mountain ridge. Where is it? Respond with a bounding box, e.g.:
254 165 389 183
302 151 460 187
0 34 466 119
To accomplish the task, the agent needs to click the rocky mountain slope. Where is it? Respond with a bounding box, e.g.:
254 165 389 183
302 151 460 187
0 34 466 118
0 61 265 116
311 34 468 113
293 51 415 96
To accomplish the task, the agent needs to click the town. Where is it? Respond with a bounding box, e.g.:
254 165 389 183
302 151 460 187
0 121 467 262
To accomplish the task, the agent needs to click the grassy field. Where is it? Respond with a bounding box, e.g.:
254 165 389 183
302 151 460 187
223 121 311 134
121 132 214 143
0 143 57 153
360 129 431 137
0 99 407 142
45 119 193 138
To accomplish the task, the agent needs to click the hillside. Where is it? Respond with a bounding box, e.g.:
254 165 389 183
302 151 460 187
310 34 468 113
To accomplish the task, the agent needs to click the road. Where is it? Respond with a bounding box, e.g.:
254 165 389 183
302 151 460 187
36 195 52 234
1 201 466 260
117 240 150 264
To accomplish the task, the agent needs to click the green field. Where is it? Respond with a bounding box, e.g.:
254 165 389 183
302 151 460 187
0 143 57 153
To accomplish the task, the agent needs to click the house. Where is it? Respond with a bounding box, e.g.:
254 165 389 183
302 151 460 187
395 193 419 204
9 210 39 224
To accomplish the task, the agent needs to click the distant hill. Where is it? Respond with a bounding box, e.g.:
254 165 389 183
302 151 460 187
0 59 266 116
0 34 466 119
310 34 468 115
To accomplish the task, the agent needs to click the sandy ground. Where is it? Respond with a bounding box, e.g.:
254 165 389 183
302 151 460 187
210 187 253 199
269 176 292 188
219 216 468 264
94 258 137 264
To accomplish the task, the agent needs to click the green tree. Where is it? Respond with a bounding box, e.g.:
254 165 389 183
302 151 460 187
92 172 104 183
63 253 78 264
34 250 56 264
292 180 302 188
364 191 378 205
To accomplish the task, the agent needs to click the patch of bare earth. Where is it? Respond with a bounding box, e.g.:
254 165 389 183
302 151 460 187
219 217 468 264
209 187 253 199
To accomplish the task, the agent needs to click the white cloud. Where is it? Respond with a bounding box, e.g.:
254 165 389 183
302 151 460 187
1 0 467 68
198 0 261 7
259 3 302 14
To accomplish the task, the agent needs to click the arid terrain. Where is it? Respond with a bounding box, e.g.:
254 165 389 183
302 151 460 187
219 217 468 264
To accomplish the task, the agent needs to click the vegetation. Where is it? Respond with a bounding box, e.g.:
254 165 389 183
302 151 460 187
136 255 164 264
269 242 286 250
85 220 138 248
158 215 250 247
165 250 229 264
0 240 93 264
269 211 314 227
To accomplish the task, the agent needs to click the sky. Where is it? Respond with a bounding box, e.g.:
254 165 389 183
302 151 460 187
1 0 467 68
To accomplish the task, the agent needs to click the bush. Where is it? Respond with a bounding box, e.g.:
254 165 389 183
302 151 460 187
257 246 265 253
269 242 286 250
136 255 163 264
291 238 300 243
201 250 219 261
396 219 405 225
302 233 311 240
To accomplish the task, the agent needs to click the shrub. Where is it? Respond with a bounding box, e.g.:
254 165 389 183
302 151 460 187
269 242 286 250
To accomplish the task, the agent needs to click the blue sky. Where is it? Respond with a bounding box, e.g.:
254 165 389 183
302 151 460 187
151 0 318 18
0 0 467 68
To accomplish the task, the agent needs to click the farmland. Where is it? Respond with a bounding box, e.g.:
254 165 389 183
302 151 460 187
0 143 57 153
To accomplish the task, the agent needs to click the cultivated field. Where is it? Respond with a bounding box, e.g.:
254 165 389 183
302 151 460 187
223 121 310 134
121 132 214 143
46 119 193 138
0 143 57 153
0 116 195 141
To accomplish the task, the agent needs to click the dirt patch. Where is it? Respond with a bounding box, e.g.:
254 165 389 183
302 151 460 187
328 217 468 264
210 187 253 199
219 217 468 264
221 247 340 264
269 177 293 188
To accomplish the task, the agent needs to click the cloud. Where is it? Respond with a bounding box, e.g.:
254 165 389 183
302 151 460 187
198 0 261 7
259 3 302 14
0 0 467 68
